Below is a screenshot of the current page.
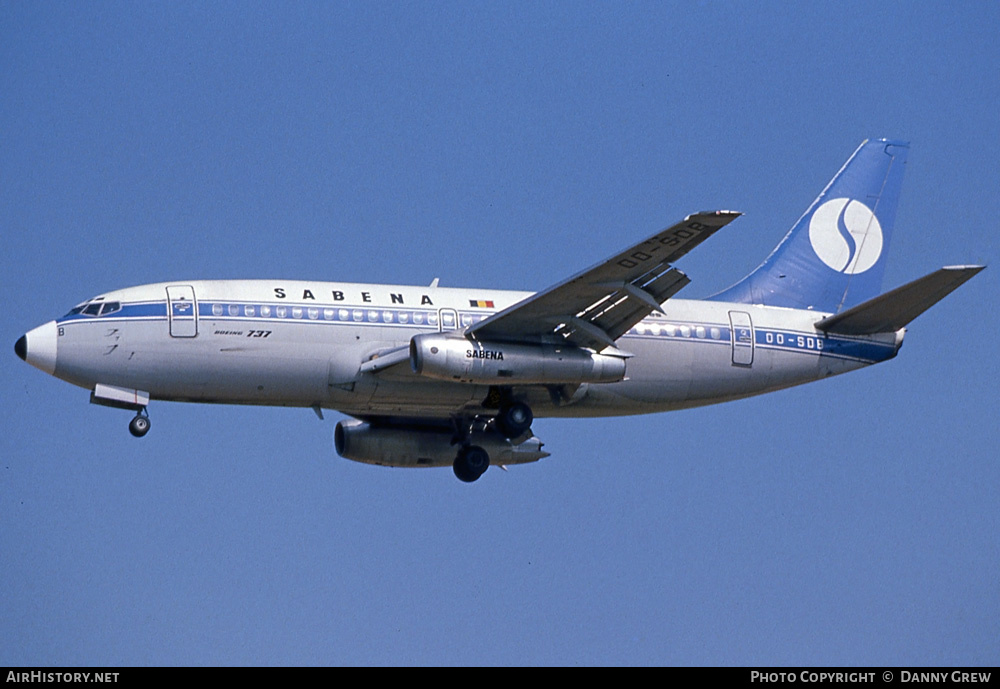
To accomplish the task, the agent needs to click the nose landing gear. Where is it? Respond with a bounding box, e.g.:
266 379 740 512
128 410 151 438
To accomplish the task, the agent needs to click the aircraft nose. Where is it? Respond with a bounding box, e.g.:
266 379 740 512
17 321 58 375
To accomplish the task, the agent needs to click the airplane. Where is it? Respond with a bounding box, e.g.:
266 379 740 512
14 139 984 482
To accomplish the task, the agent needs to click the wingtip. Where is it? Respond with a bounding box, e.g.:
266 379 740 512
874 137 910 148
941 264 986 272
696 209 741 217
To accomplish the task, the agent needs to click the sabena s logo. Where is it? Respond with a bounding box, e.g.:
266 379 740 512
808 198 883 274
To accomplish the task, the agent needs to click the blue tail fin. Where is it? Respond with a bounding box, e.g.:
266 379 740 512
711 139 909 313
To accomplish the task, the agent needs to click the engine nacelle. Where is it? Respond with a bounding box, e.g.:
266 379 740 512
335 420 549 468
409 334 626 384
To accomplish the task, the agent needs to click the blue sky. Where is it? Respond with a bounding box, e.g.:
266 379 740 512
2 1 997 666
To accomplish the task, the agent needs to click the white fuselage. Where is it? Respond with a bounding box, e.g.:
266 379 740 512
35 279 902 421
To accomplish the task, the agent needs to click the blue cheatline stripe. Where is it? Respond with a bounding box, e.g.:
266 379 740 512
56 300 895 364
56 300 493 330
620 321 894 363
754 329 894 363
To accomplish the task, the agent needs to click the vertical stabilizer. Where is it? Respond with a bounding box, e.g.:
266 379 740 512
711 139 908 313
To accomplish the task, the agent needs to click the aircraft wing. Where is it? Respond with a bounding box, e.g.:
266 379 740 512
467 211 740 350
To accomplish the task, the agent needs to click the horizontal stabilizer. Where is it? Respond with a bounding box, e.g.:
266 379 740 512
814 265 985 335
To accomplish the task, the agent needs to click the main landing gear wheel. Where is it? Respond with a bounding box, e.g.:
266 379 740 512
495 401 533 438
453 445 490 483
129 412 150 438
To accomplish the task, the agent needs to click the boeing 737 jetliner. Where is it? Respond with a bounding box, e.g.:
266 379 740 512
15 140 984 481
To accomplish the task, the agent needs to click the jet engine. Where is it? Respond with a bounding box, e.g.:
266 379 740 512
334 420 549 468
409 333 626 385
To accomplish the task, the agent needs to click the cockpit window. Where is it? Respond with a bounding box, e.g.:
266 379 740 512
66 300 122 317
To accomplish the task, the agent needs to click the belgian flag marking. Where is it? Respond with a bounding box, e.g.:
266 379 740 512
469 300 495 308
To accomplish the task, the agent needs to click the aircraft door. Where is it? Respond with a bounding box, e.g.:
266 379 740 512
438 308 459 332
166 285 198 338
729 311 754 366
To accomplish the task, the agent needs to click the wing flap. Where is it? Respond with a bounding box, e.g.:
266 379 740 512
581 268 690 343
815 265 985 335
